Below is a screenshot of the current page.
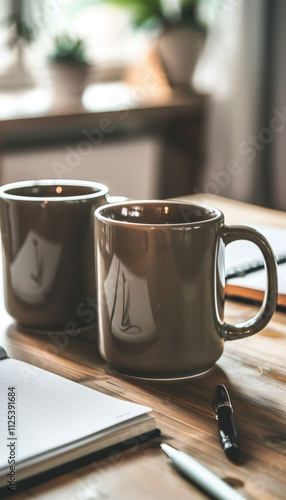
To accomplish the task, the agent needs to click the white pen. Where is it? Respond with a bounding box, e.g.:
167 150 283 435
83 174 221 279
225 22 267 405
161 443 247 500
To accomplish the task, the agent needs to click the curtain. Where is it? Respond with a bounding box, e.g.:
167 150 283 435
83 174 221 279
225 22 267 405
264 0 286 210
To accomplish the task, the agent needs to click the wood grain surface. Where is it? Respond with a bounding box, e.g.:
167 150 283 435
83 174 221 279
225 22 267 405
0 194 285 500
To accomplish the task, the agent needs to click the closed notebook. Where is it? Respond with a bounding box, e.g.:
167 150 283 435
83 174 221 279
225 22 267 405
225 224 286 309
0 348 157 493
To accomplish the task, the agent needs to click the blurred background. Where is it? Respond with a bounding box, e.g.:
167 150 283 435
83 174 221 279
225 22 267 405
0 0 285 209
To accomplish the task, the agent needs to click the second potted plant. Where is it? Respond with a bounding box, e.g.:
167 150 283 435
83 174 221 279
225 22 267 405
47 34 90 98
103 0 207 88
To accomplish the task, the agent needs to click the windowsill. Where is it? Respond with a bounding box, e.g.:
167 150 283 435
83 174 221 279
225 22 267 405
0 83 204 119
0 81 206 150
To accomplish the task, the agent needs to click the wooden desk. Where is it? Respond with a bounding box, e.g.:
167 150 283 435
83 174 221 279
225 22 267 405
0 194 285 500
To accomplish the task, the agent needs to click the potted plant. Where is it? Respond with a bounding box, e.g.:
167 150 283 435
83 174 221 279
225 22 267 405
47 34 90 97
104 0 207 87
0 0 36 88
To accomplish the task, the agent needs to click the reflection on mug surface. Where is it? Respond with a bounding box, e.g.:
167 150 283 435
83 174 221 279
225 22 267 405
11 230 62 305
104 255 157 343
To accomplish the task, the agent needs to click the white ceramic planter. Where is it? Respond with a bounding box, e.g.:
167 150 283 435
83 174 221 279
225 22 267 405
157 27 205 87
48 62 89 97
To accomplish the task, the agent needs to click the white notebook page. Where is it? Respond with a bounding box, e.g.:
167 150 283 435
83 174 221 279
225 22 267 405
226 224 286 272
227 262 286 295
226 224 286 297
0 359 150 467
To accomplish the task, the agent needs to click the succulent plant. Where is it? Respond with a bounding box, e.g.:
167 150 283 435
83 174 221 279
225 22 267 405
48 34 89 64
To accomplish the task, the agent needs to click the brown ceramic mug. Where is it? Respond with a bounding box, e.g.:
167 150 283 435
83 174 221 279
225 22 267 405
0 179 121 333
95 200 278 379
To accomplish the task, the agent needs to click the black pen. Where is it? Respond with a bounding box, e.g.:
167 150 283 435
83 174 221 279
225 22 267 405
213 385 240 462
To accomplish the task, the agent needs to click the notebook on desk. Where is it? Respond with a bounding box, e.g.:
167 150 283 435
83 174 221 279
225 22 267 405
226 224 286 310
0 348 158 496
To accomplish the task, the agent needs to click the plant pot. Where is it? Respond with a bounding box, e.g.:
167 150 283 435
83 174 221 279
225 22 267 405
157 27 205 88
48 62 89 98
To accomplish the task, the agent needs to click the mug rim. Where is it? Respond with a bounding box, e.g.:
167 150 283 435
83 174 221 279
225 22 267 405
95 200 223 227
0 179 109 202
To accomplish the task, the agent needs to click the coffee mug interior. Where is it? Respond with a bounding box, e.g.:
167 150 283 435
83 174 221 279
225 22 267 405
4 184 101 199
98 201 221 225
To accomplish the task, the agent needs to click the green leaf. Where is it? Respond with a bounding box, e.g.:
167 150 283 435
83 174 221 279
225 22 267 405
103 0 165 26
48 34 88 64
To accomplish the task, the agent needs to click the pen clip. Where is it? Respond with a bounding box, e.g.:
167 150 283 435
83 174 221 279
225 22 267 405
212 384 232 415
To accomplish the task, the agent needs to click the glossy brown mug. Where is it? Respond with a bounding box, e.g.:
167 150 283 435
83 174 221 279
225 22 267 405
0 179 120 333
95 200 278 379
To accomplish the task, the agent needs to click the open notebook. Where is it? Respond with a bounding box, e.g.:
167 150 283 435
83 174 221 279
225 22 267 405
0 348 157 494
226 224 286 309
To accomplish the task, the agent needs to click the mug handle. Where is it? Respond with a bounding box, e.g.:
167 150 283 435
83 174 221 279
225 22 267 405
106 195 128 204
218 225 278 340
